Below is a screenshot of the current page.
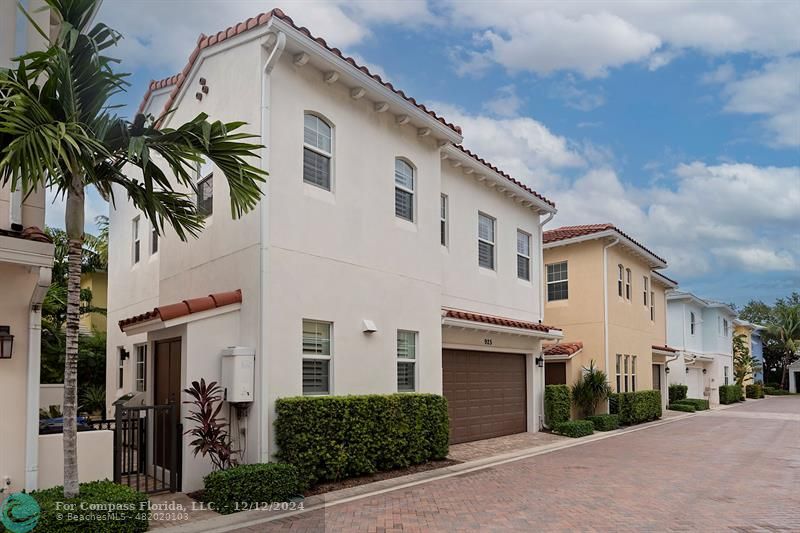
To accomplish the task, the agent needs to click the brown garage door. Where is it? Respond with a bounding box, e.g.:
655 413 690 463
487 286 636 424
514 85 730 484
442 349 527 444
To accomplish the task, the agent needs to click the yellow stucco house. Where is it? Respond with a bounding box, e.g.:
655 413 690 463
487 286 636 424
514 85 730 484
80 271 108 333
541 224 678 410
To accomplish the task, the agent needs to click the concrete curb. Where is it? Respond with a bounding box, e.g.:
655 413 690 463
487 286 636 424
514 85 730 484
156 409 702 533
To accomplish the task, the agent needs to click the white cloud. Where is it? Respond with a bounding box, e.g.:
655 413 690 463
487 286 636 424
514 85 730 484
483 85 523 117
712 247 797 272
549 75 606 111
701 63 736 85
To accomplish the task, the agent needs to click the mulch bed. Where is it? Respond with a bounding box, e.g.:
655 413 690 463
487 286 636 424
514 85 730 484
303 459 461 497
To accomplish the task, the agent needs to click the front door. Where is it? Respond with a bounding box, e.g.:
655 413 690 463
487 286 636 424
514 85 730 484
154 338 181 470
652 364 661 391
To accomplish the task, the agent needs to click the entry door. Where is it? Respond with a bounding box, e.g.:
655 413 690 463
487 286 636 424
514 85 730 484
652 364 661 391
154 338 181 470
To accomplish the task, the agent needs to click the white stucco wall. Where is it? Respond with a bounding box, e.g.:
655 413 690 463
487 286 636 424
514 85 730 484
38 431 113 490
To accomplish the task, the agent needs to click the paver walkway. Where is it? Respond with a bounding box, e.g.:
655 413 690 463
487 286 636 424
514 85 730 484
230 396 800 532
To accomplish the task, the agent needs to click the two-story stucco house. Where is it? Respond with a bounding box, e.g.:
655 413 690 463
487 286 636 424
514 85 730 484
106 9 561 492
541 224 678 410
666 291 737 406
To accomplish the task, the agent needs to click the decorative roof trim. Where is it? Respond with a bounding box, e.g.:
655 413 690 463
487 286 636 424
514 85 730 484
543 341 583 360
543 224 667 268
442 308 562 339
119 289 242 331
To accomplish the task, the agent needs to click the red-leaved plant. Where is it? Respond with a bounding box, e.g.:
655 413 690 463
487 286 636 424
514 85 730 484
183 379 238 470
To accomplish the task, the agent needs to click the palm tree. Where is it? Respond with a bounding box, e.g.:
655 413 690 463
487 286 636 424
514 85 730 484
768 305 800 389
0 0 265 497
571 360 612 418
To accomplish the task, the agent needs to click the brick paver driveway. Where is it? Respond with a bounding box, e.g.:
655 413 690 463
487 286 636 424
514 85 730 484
239 397 800 532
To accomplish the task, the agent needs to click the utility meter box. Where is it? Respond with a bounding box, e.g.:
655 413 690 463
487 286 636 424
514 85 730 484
220 346 255 403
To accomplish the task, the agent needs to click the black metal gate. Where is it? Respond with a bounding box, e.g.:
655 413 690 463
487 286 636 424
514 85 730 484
113 404 182 494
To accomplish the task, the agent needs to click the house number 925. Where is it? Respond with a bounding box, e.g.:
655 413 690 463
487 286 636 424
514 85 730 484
483 338 493 346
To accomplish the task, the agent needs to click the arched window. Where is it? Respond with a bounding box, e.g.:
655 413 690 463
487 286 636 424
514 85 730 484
394 158 415 221
303 113 332 190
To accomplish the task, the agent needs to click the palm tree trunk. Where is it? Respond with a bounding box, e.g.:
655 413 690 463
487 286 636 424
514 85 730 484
63 178 84 498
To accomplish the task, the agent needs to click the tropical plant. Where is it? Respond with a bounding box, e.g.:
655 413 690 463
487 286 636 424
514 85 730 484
768 304 800 389
80 384 106 415
739 293 800 386
0 1 265 497
184 379 237 471
570 360 612 418
733 333 760 389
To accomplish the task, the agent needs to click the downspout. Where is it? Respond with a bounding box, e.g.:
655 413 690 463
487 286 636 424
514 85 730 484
538 211 554 431
602 238 619 410
25 266 52 491
258 30 285 464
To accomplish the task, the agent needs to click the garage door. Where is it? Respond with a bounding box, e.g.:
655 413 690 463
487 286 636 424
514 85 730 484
442 349 527 444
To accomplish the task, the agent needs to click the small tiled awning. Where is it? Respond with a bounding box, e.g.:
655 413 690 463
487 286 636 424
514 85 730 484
543 341 583 360
652 344 678 354
441 308 562 338
119 289 242 333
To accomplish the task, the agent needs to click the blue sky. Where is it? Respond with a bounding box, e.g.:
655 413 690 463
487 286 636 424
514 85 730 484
48 0 799 308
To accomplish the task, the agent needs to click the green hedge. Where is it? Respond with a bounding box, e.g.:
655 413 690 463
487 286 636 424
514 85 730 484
1 481 149 532
616 390 662 425
668 384 688 404
544 385 571 426
203 463 301 515
275 394 449 486
745 384 764 399
673 398 709 411
764 386 790 396
609 393 619 414
585 414 619 431
719 384 742 404
668 403 696 413
553 420 594 438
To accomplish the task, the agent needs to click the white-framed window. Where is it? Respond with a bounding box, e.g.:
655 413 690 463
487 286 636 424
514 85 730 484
302 319 332 395
397 330 417 392
632 355 637 392
478 212 496 270
650 291 655 321
132 217 140 264
643 276 649 306
303 113 333 190
624 355 630 392
150 226 159 255
690 312 696 335
517 230 531 281
724 365 730 385
616 354 622 392
197 173 213 217
394 158 415 222
440 194 448 247
618 265 624 297
117 347 128 389
135 344 147 392
722 318 729 337
546 261 569 301
625 268 632 300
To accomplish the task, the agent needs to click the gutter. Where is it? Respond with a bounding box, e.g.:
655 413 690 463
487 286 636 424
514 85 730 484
258 30 285 464
602 238 619 410
25 266 52 491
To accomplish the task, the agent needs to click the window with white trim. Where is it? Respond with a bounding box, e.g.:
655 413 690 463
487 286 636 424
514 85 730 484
517 230 531 281
132 217 140 264
303 113 332 190
397 330 417 392
722 318 729 337
302 320 332 395
197 173 213 217
632 355 637 392
546 261 569 301
724 365 730 385
650 291 655 321
643 276 649 306
440 194 448 246
394 159 415 221
150 226 159 255
117 347 127 389
625 268 632 300
616 354 622 392
135 344 147 392
624 354 630 392
478 212 496 270
690 312 696 335
618 264 624 297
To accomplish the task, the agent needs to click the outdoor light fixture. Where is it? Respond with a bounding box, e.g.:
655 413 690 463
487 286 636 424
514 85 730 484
702 368 707 374
686 367 690 374
535 356 544 367
0 326 13 359
665 367 671 374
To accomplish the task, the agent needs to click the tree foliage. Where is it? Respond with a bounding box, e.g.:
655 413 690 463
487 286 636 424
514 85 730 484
571 360 612 418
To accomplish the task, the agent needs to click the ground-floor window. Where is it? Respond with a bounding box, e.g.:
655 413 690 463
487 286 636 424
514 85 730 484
724 365 730 385
631 355 637 392
624 355 630 392
118 347 128 389
135 344 147 392
397 330 417 392
302 319 332 395
616 354 622 392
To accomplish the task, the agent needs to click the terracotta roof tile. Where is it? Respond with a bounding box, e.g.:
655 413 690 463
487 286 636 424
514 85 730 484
543 223 666 264
0 226 53 244
453 145 555 208
138 8 461 135
543 341 583 356
652 344 678 353
119 289 242 330
442 308 560 333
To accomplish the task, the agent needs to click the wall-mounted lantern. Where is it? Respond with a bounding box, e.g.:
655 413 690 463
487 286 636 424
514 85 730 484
535 356 544 368
665 367 671 374
0 326 14 359
685 367 690 374
702 368 707 374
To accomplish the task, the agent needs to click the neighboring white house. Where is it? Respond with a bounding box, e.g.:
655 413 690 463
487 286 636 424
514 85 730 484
666 291 737 406
789 360 800 394
106 9 561 492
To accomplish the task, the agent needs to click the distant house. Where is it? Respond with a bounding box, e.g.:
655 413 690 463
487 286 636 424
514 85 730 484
733 320 765 384
80 271 107 333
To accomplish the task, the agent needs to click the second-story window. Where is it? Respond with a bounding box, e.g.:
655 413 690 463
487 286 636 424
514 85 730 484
618 265 624 297
722 318 729 337
303 113 332 190
478 212 496 270
625 268 632 300
643 276 649 306
517 230 531 281
650 291 655 321
394 159 415 221
546 261 568 301
132 217 140 264
197 173 213 217
151 226 159 255
690 312 696 335
440 194 448 246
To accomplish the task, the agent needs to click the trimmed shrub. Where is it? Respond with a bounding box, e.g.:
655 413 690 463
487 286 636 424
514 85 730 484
668 403 696 413
668 384 688 404
608 392 619 414
764 386 790 396
203 463 301 515
673 398 709 411
746 384 765 399
585 414 619 431
275 394 449 486
16 480 149 532
719 384 742 404
616 390 662 425
544 385 571 426
553 420 594 438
